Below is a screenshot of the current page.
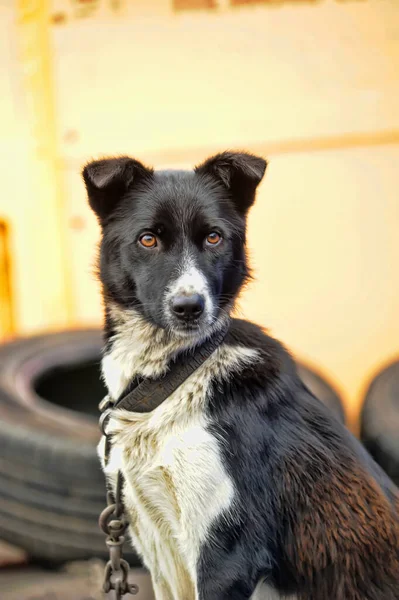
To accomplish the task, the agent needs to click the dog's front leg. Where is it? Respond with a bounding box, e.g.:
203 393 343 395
151 576 175 600
196 561 262 600
196 580 255 600
197 580 282 600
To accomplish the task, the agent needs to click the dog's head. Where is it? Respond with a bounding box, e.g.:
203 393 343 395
83 151 266 339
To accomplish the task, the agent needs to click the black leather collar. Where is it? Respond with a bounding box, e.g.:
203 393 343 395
99 324 228 450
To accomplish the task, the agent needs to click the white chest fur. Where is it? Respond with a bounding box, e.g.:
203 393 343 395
105 417 234 599
99 326 259 600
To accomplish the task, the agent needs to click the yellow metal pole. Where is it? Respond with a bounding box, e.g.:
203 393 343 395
0 222 15 339
16 0 74 328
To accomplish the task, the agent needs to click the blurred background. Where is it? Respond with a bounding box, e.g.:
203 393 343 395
0 0 398 597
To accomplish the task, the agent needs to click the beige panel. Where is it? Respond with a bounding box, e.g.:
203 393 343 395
243 143 399 428
63 165 103 326
52 0 399 160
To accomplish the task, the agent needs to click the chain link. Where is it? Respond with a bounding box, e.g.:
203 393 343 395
99 482 138 598
99 397 138 599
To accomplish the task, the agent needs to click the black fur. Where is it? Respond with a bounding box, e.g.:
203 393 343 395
83 152 399 600
200 320 399 599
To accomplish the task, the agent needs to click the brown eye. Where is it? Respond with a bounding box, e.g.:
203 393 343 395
205 232 222 246
139 233 157 248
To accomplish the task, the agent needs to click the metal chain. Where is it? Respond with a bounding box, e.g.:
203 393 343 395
99 397 138 599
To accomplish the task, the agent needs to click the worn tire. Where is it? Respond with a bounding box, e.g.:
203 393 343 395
0 330 345 563
297 363 346 424
0 330 139 564
360 360 399 486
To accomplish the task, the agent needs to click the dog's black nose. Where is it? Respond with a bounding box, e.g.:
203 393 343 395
171 294 205 321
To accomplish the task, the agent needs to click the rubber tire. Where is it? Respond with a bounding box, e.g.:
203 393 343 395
0 330 345 563
297 364 346 424
0 330 139 565
360 360 399 486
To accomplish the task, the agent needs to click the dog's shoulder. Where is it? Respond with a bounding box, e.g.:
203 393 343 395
224 317 296 384
225 317 289 356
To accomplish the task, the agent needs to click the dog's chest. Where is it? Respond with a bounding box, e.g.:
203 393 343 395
100 339 259 598
104 411 234 599
101 354 245 597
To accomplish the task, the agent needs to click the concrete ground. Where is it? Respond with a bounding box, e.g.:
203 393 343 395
0 540 155 600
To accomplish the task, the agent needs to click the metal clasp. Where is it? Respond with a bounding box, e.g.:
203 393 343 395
99 395 112 413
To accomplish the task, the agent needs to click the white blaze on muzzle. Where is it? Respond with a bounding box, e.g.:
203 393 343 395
165 254 214 323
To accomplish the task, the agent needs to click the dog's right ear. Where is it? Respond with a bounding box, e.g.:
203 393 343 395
195 151 267 217
82 156 153 223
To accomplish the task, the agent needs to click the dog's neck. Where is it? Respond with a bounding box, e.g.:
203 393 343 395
102 303 230 400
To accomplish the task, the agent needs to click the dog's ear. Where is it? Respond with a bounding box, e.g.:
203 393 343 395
195 151 267 215
82 156 153 222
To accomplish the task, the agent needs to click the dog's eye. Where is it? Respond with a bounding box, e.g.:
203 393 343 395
205 232 222 246
139 233 157 248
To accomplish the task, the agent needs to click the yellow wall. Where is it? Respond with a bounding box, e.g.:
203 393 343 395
0 1 72 335
245 143 399 428
1 0 398 427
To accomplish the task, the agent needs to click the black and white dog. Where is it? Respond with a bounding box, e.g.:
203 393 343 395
83 152 399 600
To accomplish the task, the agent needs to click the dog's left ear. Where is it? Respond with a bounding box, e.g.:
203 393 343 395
82 156 153 223
195 151 267 215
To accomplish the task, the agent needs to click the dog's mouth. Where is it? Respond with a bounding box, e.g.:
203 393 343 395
172 319 204 333
166 314 212 339
165 308 219 340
